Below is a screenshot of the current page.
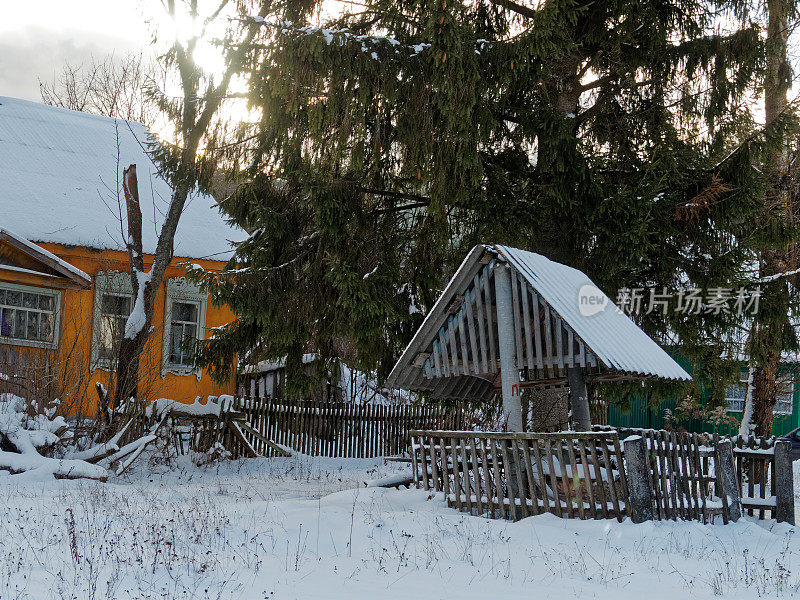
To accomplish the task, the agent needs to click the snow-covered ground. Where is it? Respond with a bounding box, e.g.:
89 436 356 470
1 455 798 600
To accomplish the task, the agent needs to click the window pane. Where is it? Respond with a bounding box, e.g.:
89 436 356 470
40 313 54 342
99 316 117 358
183 324 197 340
0 290 5 305
26 312 39 340
6 291 20 307
1 308 12 336
39 295 54 312
14 311 26 338
22 293 37 309
172 302 197 323
169 324 183 363
102 294 130 317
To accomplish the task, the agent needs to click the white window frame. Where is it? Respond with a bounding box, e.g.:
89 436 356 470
0 282 60 349
726 368 794 415
162 276 206 380
91 271 133 370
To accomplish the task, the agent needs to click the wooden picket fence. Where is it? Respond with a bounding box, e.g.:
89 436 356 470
411 427 795 525
606 427 794 523
410 430 630 521
232 396 464 458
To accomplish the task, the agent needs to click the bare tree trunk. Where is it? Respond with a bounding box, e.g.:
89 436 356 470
750 0 792 438
108 4 269 415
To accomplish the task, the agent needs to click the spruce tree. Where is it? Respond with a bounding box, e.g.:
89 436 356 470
193 0 786 400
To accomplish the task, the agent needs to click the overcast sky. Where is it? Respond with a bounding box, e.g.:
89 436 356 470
1 1 154 102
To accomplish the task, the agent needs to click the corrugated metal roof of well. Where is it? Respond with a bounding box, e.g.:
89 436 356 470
494 244 691 381
0 96 246 260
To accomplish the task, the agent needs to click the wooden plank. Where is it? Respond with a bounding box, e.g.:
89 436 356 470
531 292 544 370
460 438 474 514
469 435 484 516
611 434 630 519
599 437 623 521
411 434 421 487
438 437 451 500
429 435 441 491
499 439 517 520
666 432 681 518
553 438 574 518
529 439 548 514
478 437 494 516
543 303 554 369
419 434 430 490
590 437 610 520
565 438 584 519
521 439 541 515
509 438 528 518
677 434 697 520
439 330 451 376
238 421 291 457
465 291 480 375
576 439 596 519
567 329 574 368
457 308 471 375
483 272 497 372
511 272 524 371
520 282 535 371
542 439 561 517
555 316 565 371
448 317 461 377
432 340 443 378
450 437 463 511
474 273 489 374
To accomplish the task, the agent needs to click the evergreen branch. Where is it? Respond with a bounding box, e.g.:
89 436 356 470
486 0 539 19
357 187 430 204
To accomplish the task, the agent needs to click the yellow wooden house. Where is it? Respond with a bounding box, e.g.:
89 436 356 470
0 97 245 415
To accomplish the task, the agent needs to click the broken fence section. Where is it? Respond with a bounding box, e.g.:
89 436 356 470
410 428 794 525
410 430 630 521
233 397 464 458
608 427 795 524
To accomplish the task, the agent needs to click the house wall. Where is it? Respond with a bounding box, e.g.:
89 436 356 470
607 362 800 437
0 243 236 415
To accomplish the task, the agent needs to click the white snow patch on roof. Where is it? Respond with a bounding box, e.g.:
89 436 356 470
0 97 246 260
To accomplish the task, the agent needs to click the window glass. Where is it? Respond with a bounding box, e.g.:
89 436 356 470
0 285 58 345
726 369 794 415
168 301 200 366
98 293 132 361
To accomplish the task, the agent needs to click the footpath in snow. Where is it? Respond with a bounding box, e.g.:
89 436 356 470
0 454 798 600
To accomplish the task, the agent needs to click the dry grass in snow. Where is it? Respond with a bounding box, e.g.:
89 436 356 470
0 454 798 599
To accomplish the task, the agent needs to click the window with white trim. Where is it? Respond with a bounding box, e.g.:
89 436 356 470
97 294 132 362
726 369 794 415
0 283 59 348
162 277 206 379
167 301 200 366
91 271 133 369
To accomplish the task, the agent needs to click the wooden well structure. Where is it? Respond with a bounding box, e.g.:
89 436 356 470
387 244 690 430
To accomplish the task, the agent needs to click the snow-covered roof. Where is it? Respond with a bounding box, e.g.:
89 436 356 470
242 353 319 374
387 244 690 399
0 227 91 287
0 97 246 260
495 245 690 380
